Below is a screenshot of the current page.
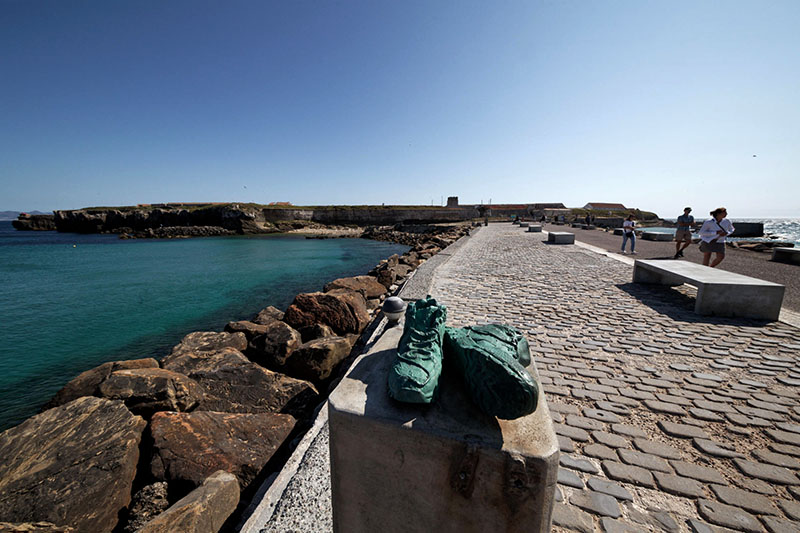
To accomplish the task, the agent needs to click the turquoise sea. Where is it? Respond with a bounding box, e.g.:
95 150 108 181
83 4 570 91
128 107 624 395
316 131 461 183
0 221 407 431
657 218 800 247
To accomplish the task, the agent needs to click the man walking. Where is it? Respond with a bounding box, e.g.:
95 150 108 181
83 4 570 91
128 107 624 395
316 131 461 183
674 207 694 259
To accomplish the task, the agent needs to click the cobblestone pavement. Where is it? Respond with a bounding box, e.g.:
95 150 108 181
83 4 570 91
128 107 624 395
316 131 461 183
430 224 800 533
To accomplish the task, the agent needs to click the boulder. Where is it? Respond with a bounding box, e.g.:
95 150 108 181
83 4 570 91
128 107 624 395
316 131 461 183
97 368 202 418
135 471 239 533
323 275 386 299
0 397 145 533
43 358 159 409
297 323 335 343
250 321 302 367
372 263 396 289
122 482 170 533
366 298 382 311
223 320 270 341
283 290 369 335
285 336 353 382
399 251 420 268
0 524 73 533
169 331 247 357
149 411 296 491
393 264 412 279
163 348 319 419
252 306 284 325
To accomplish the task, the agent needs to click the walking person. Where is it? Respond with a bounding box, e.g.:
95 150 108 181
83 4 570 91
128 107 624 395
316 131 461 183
621 214 637 254
698 207 734 267
673 207 694 258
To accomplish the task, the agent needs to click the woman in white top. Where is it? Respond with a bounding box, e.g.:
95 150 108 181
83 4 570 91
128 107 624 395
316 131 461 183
621 214 637 254
698 207 734 267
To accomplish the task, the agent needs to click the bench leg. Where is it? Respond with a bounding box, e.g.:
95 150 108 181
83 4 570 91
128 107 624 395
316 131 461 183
695 284 785 321
633 265 681 285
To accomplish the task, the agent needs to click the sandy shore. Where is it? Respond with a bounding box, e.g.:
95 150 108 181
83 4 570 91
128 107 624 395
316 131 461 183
553 224 800 312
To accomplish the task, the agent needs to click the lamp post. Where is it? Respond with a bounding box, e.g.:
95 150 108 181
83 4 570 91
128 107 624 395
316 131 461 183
382 296 406 326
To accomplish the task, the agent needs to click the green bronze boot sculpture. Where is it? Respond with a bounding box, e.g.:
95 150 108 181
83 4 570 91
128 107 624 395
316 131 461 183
444 323 539 420
387 296 447 404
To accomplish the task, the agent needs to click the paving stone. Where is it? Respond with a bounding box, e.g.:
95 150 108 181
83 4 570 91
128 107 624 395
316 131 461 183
692 438 744 459
753 448 800 469
771 443 800 457
626 508 681 533
741 477 777 495
767 428 800 446
599 517 640 533
557 467 584 488
659 420 709 439
560 455 600 474
548 402 581 414
670 460 727 484
617 387 655 400
740 379 769 388
569 490 621 518
566 414 605 431
610 423 647 438
630 438 681 460
601 460 655 488
710 484 779 515
693 372 724 382
592 430 628 448
733 458 799 484
583 443 618 461
689 408 724 422
550 411 563 423
777 377 800 386
557 434 575 453
645 400 687 415
572 388 607 401
686 519 731 533
594 401 631 416
586 477 633 501
652 471 705 498
726 412 772 427
749 398 792 414
551 502 593 533
779 499 800 520
655 393 693 406
777 422 800 434
694 399 736 414
696 499 762 533
605 395 639 407
583 408 621 423
585 383 618 394
618 449 671 472
670 363 694 372
761 516 800 533
553 423 590 442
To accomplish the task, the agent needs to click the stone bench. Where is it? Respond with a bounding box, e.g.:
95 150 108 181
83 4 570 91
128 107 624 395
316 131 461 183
527 225 542 233
519 222 529 228
641 231 673 241
547 232 574 244
633 259 785 320
328 323 558 533
772 247 800 265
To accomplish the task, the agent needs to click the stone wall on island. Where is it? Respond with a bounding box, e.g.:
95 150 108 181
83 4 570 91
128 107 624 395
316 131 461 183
0 223 471 533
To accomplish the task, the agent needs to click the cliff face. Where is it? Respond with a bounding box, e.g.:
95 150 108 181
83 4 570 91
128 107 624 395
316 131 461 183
52 205 273 234
12 214 56 231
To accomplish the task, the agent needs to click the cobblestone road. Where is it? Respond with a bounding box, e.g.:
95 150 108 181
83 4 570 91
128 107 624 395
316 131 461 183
430 224 800 533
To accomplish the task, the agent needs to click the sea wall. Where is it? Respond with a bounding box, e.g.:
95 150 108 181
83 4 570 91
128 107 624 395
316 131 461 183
261 206 477 225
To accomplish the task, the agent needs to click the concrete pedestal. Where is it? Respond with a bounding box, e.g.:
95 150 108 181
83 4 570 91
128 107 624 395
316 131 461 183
772 247 800 265
328 324 558 533
519 222 529 227
527 225 542 232
548 232 574 244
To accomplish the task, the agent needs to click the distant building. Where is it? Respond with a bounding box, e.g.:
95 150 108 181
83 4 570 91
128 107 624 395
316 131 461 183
268 202 293 206
583 202 627 211
446 196 460 208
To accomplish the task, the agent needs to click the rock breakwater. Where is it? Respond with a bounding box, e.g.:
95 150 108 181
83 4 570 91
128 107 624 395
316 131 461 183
0 223 470 532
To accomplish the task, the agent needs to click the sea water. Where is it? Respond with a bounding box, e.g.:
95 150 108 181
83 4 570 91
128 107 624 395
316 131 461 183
659 218 800 247
0 221 408 431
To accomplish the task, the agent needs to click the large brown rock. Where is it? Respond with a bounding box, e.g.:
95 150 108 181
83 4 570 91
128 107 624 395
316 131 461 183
283 290 369 335
285 336 353 382
372 263 396 289
149 411 296 490
0 397 146 532
97 368 202 418
252 305 284 325
223 320 270 340
136 471 239 533
297 323 335 343
163 348 319 418
166 331 247 361
43 358 159 409
250 321 302 367
323 275 386 299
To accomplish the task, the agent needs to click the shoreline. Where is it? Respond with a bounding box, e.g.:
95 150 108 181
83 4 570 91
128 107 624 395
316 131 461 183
0 223 470 532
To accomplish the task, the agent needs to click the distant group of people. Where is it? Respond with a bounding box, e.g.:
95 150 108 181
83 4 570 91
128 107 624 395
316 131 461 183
620 207 735 267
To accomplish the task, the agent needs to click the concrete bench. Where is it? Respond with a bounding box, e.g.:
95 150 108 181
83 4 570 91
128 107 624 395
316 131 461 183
527 225 542 233
519 222 529 227
548 232 574 244
642 231 673 241
633 259 785 320
772 247 800 265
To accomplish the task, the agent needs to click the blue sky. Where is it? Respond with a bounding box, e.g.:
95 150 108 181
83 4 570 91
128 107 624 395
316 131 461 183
2 1 798 218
